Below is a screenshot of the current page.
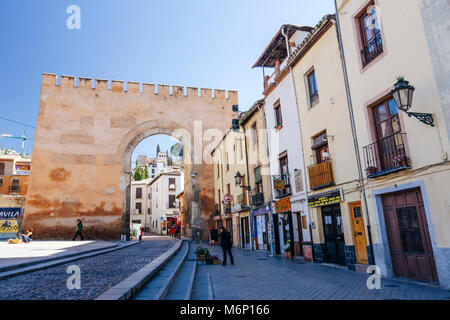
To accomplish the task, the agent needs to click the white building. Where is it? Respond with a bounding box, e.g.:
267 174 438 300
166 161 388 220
253 24 312 257
130 178 152 236
148 169 184 235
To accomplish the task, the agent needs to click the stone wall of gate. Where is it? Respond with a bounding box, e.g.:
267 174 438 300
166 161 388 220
23 73 237 240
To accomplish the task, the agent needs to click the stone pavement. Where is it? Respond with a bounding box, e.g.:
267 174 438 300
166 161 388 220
191 244 450 300
0 240 116 271
0 237 176 300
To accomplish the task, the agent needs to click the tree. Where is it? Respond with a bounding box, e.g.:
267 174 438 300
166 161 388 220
142 167 149 179
133 167 143 181
156 144 161 154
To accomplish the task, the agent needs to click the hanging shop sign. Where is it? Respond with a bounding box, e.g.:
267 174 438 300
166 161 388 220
273 179 285 190
274 197 291 213
308 188 344 208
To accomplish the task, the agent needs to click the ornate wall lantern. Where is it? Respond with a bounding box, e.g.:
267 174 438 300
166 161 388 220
234 171 251 190
390 76 434 127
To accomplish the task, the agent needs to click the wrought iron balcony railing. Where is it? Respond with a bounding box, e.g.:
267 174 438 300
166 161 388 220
308 160 334 190
250 187 264 206
361 32 383 67
8 185 20 194
363 132 410 178
272 174 292 199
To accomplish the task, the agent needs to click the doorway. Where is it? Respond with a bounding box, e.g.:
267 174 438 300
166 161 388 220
348 202 368 264
321 204 345 265
381 188 438 282
240 216 250 249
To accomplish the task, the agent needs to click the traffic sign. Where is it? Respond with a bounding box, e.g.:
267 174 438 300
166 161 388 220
223 194 233 204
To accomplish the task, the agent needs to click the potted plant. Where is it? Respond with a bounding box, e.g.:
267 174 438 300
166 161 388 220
365 166 378 176
210 255 221 265
275 123 283 130
195 247 210 263
393 155 407 167
284 240 292 259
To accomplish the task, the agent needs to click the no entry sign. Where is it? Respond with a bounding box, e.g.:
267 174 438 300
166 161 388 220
223 194 233 204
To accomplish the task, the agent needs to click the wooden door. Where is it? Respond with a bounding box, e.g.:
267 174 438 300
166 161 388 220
321 204 346 265
348 202 368 264
382 188 438 282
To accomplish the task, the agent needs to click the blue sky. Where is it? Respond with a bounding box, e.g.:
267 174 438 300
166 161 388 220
0 0 335 156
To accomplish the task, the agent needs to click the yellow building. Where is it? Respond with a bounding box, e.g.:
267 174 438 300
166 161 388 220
0 153 31 197
289 15 367 270
336 0 450 288
239 100 274 253
211 129 250 248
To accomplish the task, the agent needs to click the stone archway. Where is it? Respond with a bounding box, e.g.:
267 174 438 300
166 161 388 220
23 74 237 240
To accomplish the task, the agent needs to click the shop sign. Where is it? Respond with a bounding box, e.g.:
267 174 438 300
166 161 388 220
273 179 285 190
252 206 271 216
308 188 344 208
274 197 291 213
0 208 21 219
0 208 22 235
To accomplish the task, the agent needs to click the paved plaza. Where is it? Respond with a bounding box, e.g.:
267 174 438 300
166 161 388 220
191 244 450 300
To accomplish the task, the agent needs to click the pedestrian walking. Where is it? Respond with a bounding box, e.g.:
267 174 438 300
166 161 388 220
219 226 234 266
175 223 181 239
72 219 84 241
139 225 144 241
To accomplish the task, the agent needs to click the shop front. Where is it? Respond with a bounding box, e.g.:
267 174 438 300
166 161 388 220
273 197 294 258
252 206 271 252
308 188 346 266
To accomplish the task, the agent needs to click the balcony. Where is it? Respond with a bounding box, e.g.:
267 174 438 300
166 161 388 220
13 170 30 176
361 32 383 67
308 160 334 191
8 185 20 194
363 133 410 178
214 204 221 216
250 188 264 206
272 175 292 199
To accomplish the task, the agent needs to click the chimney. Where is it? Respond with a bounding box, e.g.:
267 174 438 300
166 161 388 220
275 60 281 77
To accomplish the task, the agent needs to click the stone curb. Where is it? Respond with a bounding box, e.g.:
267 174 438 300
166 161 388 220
207 272 214 300
95 239 182 300
154 240 190 300
0 241 139 281
184 252 197 300
0 242 119 273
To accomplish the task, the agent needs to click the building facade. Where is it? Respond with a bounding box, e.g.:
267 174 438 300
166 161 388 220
288 15 367 270
239 100 274 253
336 0 450 288
130 178 152 236
253 25 312 259
148 170 184 235
211 129 250 248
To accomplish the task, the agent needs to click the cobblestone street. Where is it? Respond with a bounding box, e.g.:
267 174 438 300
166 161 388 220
0 237 176 300
192 244 450 300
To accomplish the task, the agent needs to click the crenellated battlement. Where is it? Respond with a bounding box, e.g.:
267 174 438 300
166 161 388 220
42 73 238 102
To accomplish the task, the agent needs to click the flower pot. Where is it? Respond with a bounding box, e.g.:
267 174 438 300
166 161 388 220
213 260 221 265
197 254 205 261
284 251 292 259
401 157 407 166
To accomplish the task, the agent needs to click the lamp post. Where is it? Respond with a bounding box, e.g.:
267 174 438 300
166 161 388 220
391 77 434 127
234 172 251 191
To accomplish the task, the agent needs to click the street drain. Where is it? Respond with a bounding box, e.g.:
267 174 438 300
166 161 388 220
257 258 268 260
384 284 401 288
233 275 247 278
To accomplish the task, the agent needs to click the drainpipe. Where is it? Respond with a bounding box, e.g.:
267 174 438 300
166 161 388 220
281 26 314 259
334 1 375 265
242 125 254 250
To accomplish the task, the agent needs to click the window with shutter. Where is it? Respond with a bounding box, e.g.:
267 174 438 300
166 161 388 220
136 188 142 199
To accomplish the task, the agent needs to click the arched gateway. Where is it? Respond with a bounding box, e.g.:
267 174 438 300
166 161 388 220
23 74 237 240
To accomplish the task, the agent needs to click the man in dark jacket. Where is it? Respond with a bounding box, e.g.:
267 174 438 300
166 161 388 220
72 219 84 241
219 226 234 265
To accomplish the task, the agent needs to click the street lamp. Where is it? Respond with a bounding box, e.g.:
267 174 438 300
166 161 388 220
234 171 251 191
390 76 434 127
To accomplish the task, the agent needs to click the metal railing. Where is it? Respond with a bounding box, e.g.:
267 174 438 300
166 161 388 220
308 160 334 190
251 190 264 206
8 185 20 193
272 174 292 199
363 132 409 178
361 32 383 67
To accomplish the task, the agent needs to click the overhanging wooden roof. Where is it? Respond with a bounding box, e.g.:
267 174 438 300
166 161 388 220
252 24 314 68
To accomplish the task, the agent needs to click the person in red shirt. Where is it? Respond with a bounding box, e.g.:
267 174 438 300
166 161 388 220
139 226 144 241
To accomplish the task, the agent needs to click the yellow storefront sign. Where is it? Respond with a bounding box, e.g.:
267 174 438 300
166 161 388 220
0 219 19 233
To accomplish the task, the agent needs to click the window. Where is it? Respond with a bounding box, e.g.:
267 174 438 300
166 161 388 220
279 153 289 176
0 178 3 187
373 98 401 140
274 101 283 128
255 166 263 194
10 179 20 192
227 183 231 196
168 195 176 208
217 162 220 179
135 202 142 214
312 132 329 163
0 162 4 175
358 3 383 67
251 123 258 147
307 69 319 106
169 178 176 190
136 188 142 199
217 189 221 212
